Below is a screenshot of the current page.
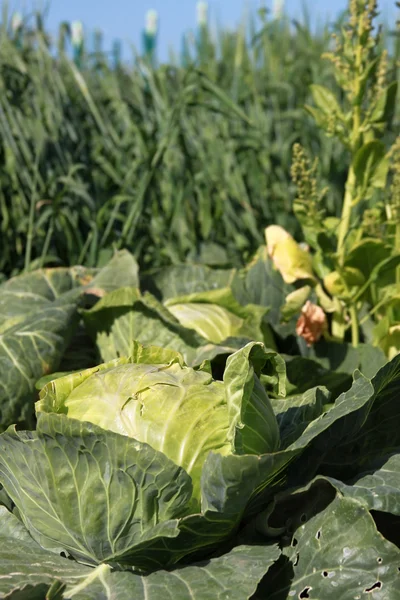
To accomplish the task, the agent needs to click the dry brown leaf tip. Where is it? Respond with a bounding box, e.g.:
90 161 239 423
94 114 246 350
296 300 327 346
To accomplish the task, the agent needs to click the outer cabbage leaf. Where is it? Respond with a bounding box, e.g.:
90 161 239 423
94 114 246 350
0 270 80 428
283 355 352 398
223 342 283 454
271 386 328 448
0 411 285 573
87 249 139 293
0 269 78 333
0 252 140 430
320 354 400 472
82 287 241 367
326 452 400 516
0 505 280 600
0 413 192 567
164 288 267 344
262 493 400 600
305 339 387 380
231 246 295 337
263 354 400 491
142 263 236 300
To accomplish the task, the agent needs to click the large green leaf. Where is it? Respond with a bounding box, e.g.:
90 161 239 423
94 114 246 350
304 340 386 380
233 247 286 309
202 364 388 520
0 506 280 600
87 249 139 293
0 293 79 428
0 413 192 568
322 354 400 470
222 357 400 518
254 370 376 490
232 246 295 336
82 287 246 366
353 140 390 199
283 355 351 397
327 452 400 516
272 354 400 487
224 342 283 454
271 386 328 448
0 268 83 333
207 372 376 520
164 287 267 345
344 238 392 281
143 264 236 300
0 251 137 335
309 83 345 119
264 494 400 599
0 252 140 429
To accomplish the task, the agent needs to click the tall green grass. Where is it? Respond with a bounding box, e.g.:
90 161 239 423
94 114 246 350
0 5 398 279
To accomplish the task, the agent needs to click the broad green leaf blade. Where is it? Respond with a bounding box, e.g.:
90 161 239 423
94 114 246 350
206 368 381 521
83 287 204 363
166 300 245 343
0 505 36 544
224 342 283 454
0 413 192 568
327 452 400 516
0 505 91 597
0 256 138 430
371 81 398 123
232 246 294 337
163 451 299 565
165 287 267 344
0 505 280 600
305 339 386 380
0 267 90 333
309 83 344 119
0 302 79 428
266 495 400 600
243 369 389 517
283 355 351 397
127 544 280 600
280 285 311 322
82 287 241 366
271 386 328 448
275 354 400 490
143 264 236 300
282 372 376 485
344 238 392 281
87 249 139 294
323 354 400 469
353 140 389 198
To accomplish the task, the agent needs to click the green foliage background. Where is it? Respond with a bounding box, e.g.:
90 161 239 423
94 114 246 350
0 8 398 278
0 10 359 278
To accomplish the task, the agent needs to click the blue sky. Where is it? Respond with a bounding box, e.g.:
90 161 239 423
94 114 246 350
8 0 397 60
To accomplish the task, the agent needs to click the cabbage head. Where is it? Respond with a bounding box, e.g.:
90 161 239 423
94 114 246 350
36 341 282 506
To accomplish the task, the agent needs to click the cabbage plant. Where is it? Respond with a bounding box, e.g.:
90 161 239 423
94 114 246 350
1 344 400 598
0 341 290 582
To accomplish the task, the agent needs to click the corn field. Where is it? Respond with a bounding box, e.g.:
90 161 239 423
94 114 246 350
0 5 398 280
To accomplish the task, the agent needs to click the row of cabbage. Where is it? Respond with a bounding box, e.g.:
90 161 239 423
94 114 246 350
0 246 399 598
